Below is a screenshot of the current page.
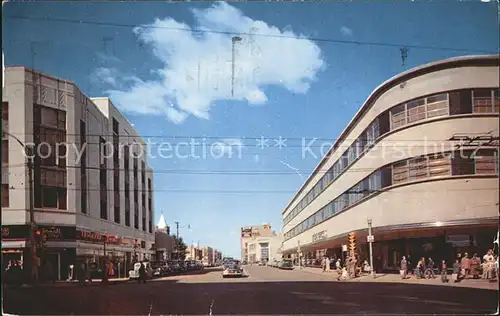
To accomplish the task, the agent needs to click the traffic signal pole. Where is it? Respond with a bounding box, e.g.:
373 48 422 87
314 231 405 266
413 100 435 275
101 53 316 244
27 147 38 283
367 218 375 279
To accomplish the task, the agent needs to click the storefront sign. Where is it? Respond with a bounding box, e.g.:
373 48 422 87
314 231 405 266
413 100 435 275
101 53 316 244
77 230 123 245
312 230 327 243
446 234 470 247
2 225 75 241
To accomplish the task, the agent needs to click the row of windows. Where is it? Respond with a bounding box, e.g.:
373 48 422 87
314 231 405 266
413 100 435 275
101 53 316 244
284 149 499 240
390 93 449 129
284 170 382 240
283 118 380 225
283 88 499 226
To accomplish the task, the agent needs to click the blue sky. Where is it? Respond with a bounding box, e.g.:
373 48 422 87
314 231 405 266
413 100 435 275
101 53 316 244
3 1 498 258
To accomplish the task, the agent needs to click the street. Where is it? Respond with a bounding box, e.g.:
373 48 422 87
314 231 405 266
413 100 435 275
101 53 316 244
3 266 498 315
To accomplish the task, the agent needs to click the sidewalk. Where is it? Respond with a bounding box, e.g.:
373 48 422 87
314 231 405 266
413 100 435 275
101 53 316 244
17 277 131 288
296 266 499 291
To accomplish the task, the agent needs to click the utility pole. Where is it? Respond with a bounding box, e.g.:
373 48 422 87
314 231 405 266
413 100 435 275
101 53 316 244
3 132 37 283
174 221 180 260
231 36 242 97
297 240 301 269
102 235 108 284
367 217 375 279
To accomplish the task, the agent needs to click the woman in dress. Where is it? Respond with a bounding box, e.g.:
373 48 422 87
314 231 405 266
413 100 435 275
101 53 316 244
470 253 481 279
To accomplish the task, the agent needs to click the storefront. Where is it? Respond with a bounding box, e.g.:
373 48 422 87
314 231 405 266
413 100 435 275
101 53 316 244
2 225 77 281
2 225 153 281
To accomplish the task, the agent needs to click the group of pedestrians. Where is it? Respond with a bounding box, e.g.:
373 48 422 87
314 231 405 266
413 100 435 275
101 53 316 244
399 249 498 283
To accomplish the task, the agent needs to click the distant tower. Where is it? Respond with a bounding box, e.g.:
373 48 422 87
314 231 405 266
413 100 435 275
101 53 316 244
157 212 169 234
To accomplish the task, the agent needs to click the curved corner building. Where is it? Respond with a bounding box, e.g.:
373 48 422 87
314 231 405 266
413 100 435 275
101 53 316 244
281 55 499 271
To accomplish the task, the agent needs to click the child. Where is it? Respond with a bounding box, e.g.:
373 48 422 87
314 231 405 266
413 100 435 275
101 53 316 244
452 259 461 283
440 260 448 283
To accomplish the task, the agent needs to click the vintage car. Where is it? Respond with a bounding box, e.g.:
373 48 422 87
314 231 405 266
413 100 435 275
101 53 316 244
278 259 294 270
222 261 244 278
128 262 153 280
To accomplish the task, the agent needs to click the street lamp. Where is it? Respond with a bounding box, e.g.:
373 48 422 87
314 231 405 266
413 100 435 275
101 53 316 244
367 217 375 279
3 130 37 283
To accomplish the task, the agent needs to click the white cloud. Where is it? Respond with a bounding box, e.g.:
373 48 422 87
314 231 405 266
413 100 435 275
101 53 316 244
340 26 353 37
95 2 325 124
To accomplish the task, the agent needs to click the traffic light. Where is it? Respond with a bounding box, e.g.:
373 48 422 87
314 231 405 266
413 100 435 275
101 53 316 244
348 232 356 257
34 229 42 244
34 229 46 246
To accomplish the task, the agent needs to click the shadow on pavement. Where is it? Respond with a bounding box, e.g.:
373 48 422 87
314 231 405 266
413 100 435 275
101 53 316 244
3 280 498 315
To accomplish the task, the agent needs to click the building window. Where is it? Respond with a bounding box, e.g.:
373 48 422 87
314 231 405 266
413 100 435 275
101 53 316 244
391 93 449 130
41 187 66 209
428 154 452 177
2 102 8 121
472 89 499 113
39 106 66 129
390 104 406 129
392 161 409 184
474 149 498 174
101 199 108 220
407 98 426 123
426 94 449 118
408 157 428 180
2 184 9 207
40 168 66 187
2 139 8 164
80 120 87 214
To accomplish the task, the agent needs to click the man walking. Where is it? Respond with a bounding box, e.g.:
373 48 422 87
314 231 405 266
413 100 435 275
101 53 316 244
461 253 470 279
400 256 407 279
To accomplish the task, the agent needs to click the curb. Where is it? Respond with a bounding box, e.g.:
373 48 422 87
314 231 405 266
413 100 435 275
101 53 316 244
295 267 499 290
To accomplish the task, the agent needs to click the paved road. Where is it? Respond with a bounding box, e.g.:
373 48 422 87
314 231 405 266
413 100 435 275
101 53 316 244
3 266 498 315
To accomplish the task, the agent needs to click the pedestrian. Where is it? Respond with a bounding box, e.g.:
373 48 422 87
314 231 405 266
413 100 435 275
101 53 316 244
415 258 423 279
440 260 448 283
461 253 470 279
321 256 326 272
406 255 412 276
138 262 146 284
340 267 349 280
452 259 461 283
336 259 342 280
470 253 481 279
325 257 331 272
400 256 407 279
427 257 435 279
482 249 494 280
483 249 495 281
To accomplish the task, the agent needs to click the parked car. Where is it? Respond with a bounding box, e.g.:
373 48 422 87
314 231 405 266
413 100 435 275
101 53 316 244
178 261 188 272
278 259 294 270
167 260 181 273
258 261 266 266
151 261 171 277
129 262 153 280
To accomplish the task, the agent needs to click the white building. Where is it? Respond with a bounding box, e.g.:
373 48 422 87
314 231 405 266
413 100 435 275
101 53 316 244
2 67 155 279
246 233 284 263
281 55 499 271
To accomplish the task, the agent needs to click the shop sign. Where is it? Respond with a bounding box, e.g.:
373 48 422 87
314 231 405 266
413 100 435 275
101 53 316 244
2 225 75 241
77 230 123 245
446 234 470 247
312 230 327 243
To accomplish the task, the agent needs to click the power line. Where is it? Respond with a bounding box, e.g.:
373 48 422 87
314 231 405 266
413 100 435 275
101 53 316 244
4 14 497 54
4 157 495 175
6 185 498 194
6 131 458 142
